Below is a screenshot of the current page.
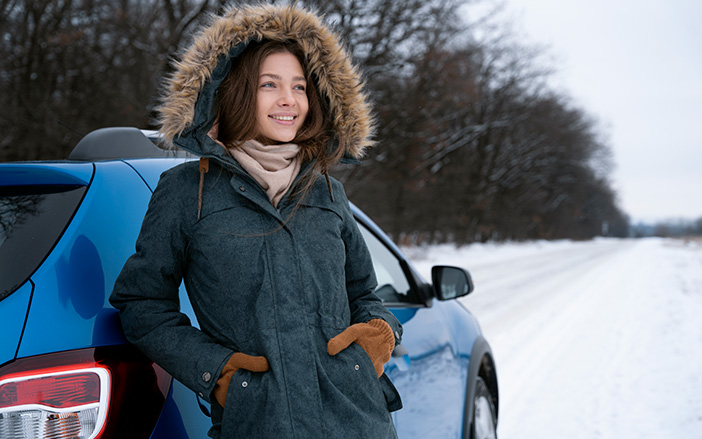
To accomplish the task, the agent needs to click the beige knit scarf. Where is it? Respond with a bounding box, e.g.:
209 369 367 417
228 140 301 207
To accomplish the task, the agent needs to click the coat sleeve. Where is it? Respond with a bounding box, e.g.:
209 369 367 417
109 166 233 403
336 183 403 346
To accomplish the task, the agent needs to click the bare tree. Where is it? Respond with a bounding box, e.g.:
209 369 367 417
339 7 627 242
0 0 221 161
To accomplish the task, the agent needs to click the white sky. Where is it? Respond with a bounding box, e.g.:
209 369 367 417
485 0 702 223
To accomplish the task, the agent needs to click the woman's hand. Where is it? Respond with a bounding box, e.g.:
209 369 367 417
327 319 395 377
214 353 269 407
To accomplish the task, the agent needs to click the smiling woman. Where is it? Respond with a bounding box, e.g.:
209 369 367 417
109 4 403 439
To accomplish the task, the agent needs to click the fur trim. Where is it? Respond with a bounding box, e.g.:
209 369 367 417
157 3 374 159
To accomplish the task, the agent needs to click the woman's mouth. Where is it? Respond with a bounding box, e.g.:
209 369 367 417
270 115 296 122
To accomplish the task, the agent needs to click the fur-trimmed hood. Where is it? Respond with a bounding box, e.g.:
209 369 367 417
157 3 374 162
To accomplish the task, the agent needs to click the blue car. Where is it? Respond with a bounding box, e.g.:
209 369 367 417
0 128 498 439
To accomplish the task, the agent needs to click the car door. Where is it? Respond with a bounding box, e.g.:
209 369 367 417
356 219 472 438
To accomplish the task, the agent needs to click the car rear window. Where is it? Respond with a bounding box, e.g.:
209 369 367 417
0 185 87 300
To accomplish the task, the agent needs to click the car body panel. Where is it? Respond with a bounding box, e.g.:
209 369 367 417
150 385 202 437
17 161 152 357
387 297 481 438
156 380 214 437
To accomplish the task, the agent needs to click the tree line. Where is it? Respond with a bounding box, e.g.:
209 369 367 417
0 0 630 243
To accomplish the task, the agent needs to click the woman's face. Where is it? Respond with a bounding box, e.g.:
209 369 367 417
255 51 309 143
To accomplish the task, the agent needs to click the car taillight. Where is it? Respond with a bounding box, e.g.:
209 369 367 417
0 367 109 438
0 346 171 438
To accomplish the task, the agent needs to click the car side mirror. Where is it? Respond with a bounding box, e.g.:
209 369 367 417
431 266 474 300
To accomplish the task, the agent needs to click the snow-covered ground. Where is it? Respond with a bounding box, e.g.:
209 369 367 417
402 237 702 439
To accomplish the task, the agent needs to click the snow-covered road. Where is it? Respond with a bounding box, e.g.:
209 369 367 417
404 238 702 438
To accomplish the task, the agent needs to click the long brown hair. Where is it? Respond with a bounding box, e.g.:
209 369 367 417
216 40 331 164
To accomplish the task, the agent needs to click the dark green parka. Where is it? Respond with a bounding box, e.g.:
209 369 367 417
110 4 402 438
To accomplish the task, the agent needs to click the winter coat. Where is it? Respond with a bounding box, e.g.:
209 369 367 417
109 4 402 439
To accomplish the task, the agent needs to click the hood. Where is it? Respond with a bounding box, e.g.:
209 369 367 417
157 3 375 163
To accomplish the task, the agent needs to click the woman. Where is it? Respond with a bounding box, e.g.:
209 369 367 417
110 4 402 438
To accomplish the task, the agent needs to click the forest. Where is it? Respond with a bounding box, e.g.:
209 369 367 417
0 0 631 243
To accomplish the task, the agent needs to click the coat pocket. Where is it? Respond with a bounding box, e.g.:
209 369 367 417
353 343 403 412
220 369 267 435
326 342 389 415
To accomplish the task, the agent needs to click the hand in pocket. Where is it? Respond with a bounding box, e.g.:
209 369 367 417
214 352 269 407
327 319 395 377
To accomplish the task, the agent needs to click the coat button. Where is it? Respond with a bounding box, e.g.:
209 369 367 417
202 372 211 382
354 364 360 371
239 186 246 192
242 381 248 388
395 331 400 340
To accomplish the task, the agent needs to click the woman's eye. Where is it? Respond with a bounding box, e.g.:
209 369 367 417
294 85 306 91
260 82 275 88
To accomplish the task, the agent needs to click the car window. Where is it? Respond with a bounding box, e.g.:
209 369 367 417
357 221 419 306
0 185 86 300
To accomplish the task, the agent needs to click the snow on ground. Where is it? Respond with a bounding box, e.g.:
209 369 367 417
402 237 702 439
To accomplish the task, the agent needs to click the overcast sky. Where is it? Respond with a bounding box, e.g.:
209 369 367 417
491 0 702 223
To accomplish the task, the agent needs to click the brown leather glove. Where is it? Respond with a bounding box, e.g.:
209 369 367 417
213 352 269 407
327 319 395 377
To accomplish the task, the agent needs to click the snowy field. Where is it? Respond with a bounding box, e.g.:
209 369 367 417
402 237 702 439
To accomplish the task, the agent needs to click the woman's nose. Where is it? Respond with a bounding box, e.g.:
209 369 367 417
277 89 295 106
